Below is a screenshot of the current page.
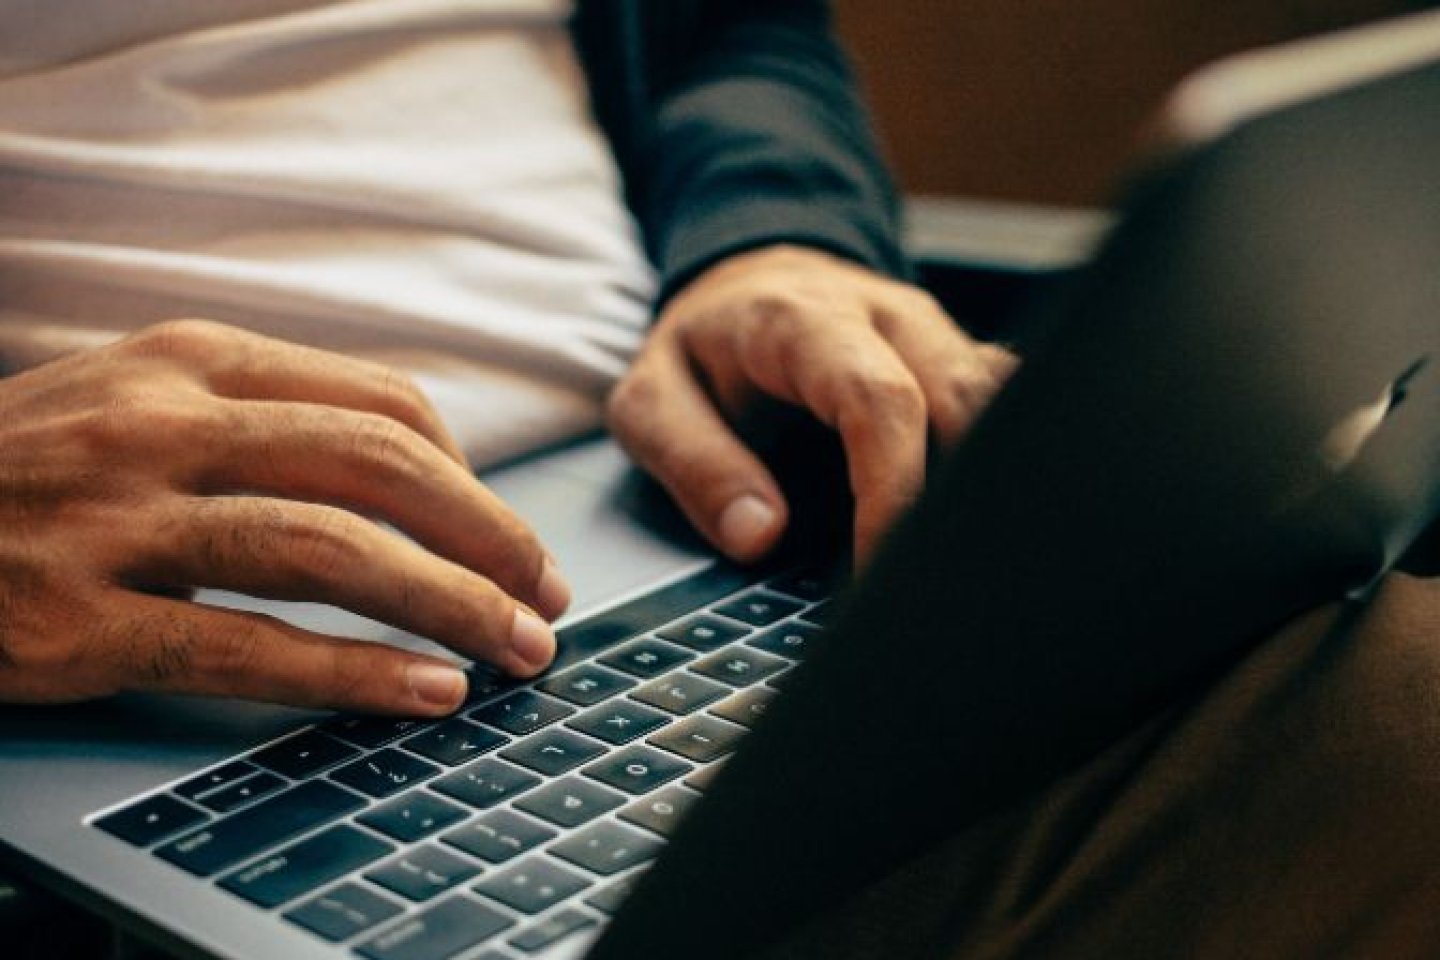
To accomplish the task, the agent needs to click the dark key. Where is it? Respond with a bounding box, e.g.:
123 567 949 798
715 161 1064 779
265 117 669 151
585 874 639 915
358 792 468 843
798 599 835 627
620 784 701 837
473 857 590 915
431 759 540 810
656 615 750 652
766 569 834 603
713 590 804 627
402 719 507 767
443 808 555 864
155 780 364 877
514 777 625 829
366 844 481 902
550 821 664 876
599 638 695 679
691 647 787 687
199 771 285 814
536 665 635 707
462 667 518 707
630 673 728 715
218 824 392 908
285 882 403 942
251 730 358 780
509 907 597 954
357 894 513 960
709 685 778 729
174 761 258 802
95 794 208 847
331 749 439 799
685 758 727 792
747 621 822 661
583 746 692 795
566 699 670 745
471 691 575 736
648 714 747 763
322 716 426 750
499 728 605 777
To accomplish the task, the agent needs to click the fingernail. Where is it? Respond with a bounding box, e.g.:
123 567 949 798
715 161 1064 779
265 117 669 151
406 662 467 711
535 558 571 620
718 495 779 559
510 606 556 672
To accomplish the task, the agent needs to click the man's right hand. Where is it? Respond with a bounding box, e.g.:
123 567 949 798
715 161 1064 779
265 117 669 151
0 320 569 715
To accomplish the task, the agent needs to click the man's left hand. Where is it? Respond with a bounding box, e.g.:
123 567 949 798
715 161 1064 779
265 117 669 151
608 244 1017 564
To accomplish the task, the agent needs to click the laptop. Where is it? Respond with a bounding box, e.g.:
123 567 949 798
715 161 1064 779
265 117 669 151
4 13 1440 960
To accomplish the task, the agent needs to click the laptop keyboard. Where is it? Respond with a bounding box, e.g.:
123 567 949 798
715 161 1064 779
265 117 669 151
91 564 833 959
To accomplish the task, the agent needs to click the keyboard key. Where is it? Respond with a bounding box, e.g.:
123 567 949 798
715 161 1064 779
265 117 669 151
691 647 787 687
500 728 606 777
474 857 589 915
709 686 777 728
431 759 540 810
656 615 750 652
199 771 285 814
95 794 208 847
358 792 468 843
462 667 518 707
766 569 835 602
357 894 513 960
402 719 507 767
685 758 728 792
509 907 597 953
218 824 391 908
471 691 575 736
443 808 555 864
514 777 625 829
322 716 426 750
252 730 358 780
585 874 639 915
620 785 701 838
798 599 835 627
648 714 747 763
747 621 822 661
631 673 728 715
583 746 692 795
366 844 481 902
550 821 664 876
536 665 636 707
713 590 803 627
598 638 695 679
155 780 364 877
285 882 403 942
174 761 258 802
331 749 439 799
566 699 670 745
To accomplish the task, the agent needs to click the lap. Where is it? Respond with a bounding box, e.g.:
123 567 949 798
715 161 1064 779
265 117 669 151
761 571 1440 959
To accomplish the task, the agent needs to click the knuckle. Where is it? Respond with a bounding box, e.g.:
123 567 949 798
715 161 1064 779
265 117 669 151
280 506 370 589
378 366 434 422
845 367 926 423
349 414 425 481
605 371 660 436
126 319 233 361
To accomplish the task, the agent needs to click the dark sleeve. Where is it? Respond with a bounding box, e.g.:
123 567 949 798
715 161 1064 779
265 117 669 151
624 0 910 305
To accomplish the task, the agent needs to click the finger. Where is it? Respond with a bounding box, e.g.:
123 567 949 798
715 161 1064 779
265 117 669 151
191 400 569 619
106 592 478 716
727 309 928 561
123 320 467 465
608 338 788 562
134 496 555 676
873 295 1019 446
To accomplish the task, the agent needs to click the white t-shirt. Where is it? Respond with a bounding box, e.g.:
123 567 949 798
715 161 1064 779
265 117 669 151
0 0 656 465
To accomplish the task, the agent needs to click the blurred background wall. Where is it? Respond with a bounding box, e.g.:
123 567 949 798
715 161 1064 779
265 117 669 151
834 0 1429 206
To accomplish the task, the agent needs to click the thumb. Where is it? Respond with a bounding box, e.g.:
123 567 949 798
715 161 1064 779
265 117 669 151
607 353 788 562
